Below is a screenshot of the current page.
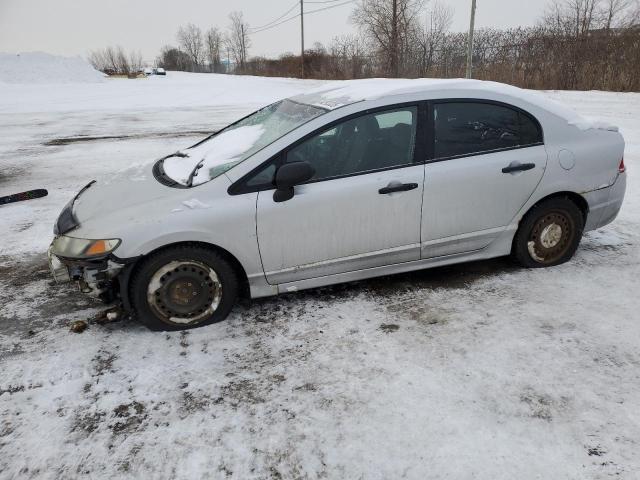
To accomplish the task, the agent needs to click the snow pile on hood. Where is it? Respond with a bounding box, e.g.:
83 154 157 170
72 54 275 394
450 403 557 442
162 125 266 186
0 52 106 84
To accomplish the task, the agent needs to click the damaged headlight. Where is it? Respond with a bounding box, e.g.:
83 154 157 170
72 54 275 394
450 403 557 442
51 236 121 259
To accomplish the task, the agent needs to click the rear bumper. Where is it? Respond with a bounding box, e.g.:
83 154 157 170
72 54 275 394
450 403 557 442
583 173 626 232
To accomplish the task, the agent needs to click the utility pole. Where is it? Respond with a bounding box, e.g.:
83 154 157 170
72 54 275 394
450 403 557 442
240 23 245 69
391 0 398 76
300 0 305 78
466 0 476 79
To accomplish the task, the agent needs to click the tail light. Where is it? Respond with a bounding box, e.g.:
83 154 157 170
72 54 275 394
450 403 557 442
618 157 626 174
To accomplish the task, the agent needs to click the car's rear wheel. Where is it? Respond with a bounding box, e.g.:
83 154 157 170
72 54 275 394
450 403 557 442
512 197 584 268
129 245 238 331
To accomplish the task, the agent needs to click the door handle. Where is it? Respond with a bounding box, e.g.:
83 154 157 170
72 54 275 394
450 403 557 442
378 182 419 194
502 162 535 174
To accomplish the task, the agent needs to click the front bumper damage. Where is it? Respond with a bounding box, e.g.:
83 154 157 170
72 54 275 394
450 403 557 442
48 245 127 303
49 180 137 306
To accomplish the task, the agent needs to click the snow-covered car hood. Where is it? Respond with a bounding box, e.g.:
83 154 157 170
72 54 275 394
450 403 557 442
73 162 170 224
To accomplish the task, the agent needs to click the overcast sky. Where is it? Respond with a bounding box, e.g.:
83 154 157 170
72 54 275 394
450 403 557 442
0 0 550 63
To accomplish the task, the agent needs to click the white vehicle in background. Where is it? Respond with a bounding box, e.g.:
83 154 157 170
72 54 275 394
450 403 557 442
48 79 626 331
143 67 153 76
153 67 166 76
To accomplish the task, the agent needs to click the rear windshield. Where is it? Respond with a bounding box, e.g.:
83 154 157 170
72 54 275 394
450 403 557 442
161 99 326 187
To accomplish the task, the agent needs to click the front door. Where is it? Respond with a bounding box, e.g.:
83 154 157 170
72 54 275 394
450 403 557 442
256 105 425 284
421 101 548 258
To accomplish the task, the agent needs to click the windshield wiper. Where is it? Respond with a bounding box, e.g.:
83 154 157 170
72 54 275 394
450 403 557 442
187 158 204 187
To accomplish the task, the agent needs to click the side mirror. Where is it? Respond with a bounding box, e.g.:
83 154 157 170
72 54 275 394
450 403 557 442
273 161 315 203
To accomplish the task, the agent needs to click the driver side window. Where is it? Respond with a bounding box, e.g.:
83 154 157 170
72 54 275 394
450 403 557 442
285 106 418 182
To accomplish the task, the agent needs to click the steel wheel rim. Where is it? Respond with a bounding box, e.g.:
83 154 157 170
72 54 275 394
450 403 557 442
527 210 575 264
147 260 222 325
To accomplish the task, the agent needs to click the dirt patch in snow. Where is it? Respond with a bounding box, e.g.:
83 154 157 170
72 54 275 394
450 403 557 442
0 254 99 338
519 388 571 421
379 323 400 333
111 401 147 435
0 167 27 186
44 130 213 146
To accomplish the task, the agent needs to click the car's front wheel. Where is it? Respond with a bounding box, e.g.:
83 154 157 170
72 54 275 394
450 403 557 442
129 245 239 331
512 197 584 268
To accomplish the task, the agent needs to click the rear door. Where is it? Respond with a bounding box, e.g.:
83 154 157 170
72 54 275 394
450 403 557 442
421 100 547 258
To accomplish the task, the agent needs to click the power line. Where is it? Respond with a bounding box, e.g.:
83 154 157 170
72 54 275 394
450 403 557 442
304 0 350 4
250 0 355 35
250 13 300 34
306 0 355 15
248 0 355 78
249 0 299 31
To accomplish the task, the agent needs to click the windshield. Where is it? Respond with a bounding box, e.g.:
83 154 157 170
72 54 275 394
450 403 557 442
161 99 326 187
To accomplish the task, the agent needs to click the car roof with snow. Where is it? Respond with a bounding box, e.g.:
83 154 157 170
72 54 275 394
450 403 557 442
290 78 618 131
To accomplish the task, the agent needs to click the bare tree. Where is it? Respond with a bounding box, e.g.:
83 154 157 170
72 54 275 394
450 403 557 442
243 19 640 91
129 50 143 73
88 47 118 73
88 46 137 75
542 0 596 36
541 0 637 35
226 11 251 71
156 45 192 71
627 0 640 25
352 0 424 76
205 27 224 72
601 0 639 28
113 46 130 74
329 34 371 78
88 49 108 72
415 1 453 75
177 23 204 70
103 47 118 73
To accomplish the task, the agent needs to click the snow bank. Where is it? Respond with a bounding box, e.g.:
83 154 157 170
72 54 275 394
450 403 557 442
0 71 320 114
0 52 105 84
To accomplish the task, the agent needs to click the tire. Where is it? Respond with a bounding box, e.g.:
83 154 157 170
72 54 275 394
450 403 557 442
512 197 584 268
129 245 239 331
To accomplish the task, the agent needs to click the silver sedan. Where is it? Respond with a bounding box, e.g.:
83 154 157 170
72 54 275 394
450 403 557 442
49 79 626 330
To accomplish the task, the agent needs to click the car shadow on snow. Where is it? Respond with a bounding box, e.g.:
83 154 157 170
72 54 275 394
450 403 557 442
279 256 518 301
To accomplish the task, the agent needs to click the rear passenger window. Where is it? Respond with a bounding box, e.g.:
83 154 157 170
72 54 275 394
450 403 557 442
434 102 542 159
519 111 543 145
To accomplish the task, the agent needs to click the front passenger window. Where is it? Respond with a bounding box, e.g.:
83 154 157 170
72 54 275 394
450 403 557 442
285 106 418 182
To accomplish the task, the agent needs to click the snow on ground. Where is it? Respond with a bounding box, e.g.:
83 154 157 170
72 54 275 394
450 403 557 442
0 52 106 85
0 71 639 479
